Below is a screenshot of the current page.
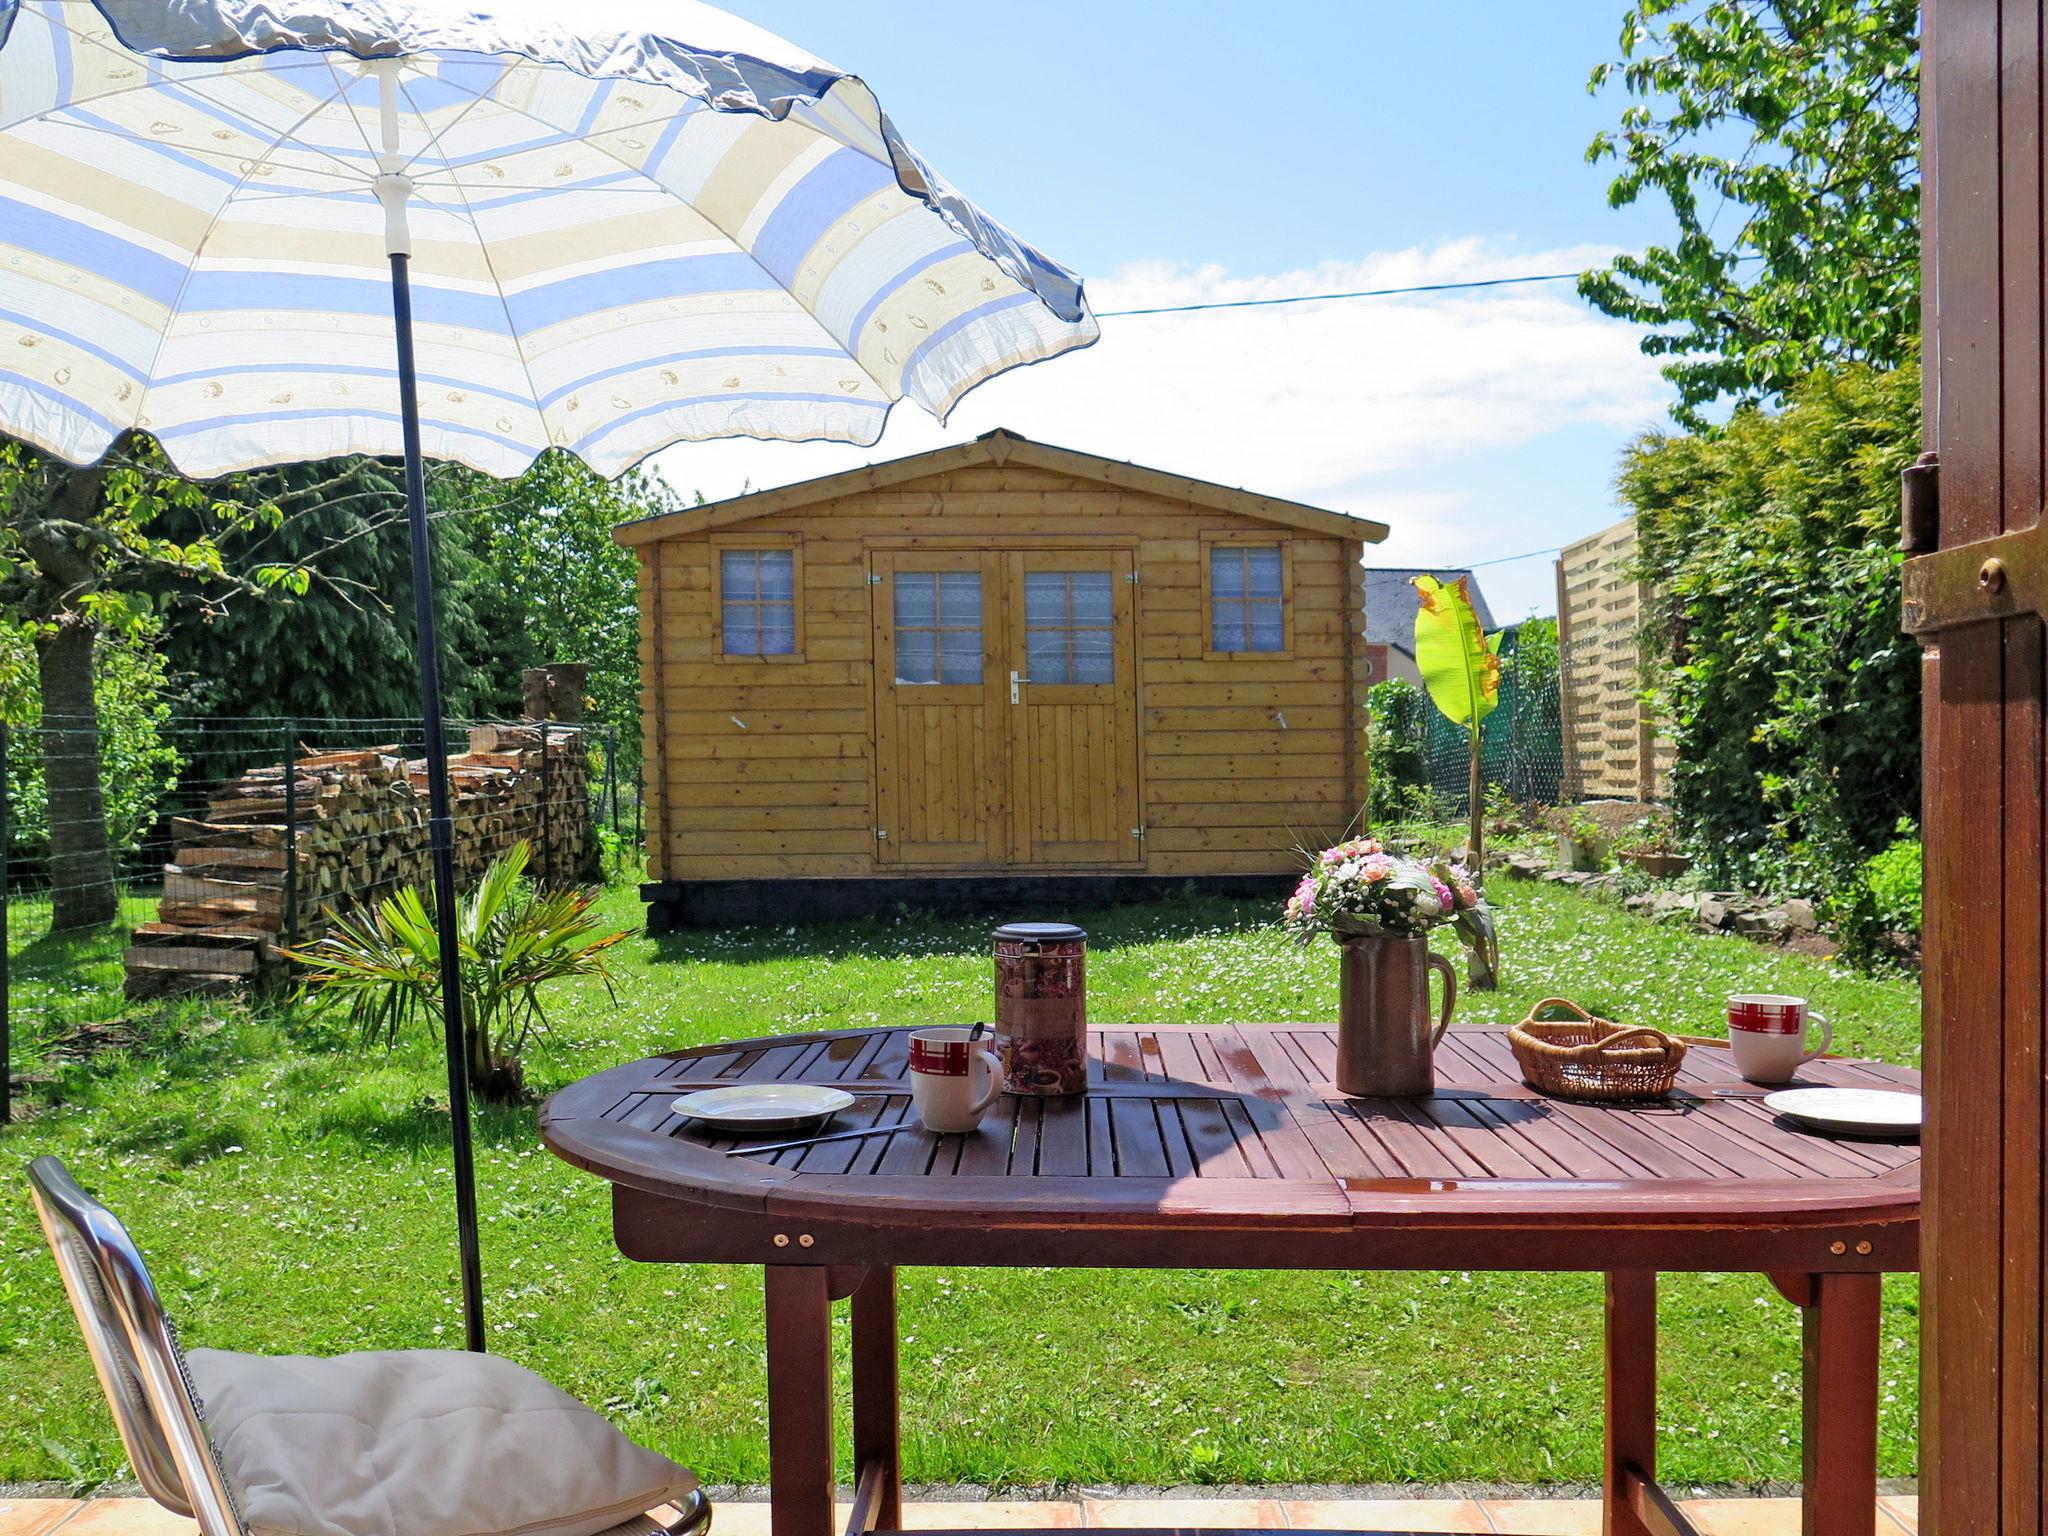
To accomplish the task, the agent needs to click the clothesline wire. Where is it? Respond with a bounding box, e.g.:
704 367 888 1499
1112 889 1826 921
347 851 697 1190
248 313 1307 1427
1093 270 1583 317
1094 252 1766 318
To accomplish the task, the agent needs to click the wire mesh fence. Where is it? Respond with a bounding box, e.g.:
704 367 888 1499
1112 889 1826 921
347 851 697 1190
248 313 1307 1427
2 711 640 1122
1380 627 1665 818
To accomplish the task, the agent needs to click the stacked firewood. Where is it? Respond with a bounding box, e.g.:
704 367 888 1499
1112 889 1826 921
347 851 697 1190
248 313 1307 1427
123 725 591 1000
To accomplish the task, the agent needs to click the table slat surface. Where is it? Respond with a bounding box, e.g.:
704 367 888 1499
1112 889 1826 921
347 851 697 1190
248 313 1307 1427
573 1024 1919 1190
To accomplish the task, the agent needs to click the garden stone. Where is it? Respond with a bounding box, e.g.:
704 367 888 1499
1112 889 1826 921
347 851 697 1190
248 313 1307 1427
1697 897 1735 930
1781 898 1820 932
1651 891 1703 922
1734 909 1788 940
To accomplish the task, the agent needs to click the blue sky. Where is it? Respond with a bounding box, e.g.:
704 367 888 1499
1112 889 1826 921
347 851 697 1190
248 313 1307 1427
672 2 1688 618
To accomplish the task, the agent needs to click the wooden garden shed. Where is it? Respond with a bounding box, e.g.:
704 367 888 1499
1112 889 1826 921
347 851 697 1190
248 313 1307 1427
618 429 1388 926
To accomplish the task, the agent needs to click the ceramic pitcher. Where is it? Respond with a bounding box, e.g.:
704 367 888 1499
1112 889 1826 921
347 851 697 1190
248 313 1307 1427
1336 934 1457 1097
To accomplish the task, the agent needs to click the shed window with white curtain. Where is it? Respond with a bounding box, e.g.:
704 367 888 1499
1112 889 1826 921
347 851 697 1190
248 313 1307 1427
721 548 799 656
1209 543 1286 653
894 571 983 684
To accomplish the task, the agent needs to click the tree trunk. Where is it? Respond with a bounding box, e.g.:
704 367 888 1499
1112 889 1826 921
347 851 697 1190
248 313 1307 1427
37 617 117 929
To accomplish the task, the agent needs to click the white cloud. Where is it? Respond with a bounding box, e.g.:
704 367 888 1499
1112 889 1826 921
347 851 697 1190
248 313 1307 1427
647 240 1671 614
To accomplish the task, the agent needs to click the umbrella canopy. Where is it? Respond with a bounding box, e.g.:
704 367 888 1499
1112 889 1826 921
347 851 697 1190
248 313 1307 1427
0 0 1097 1351
0 0 1097 477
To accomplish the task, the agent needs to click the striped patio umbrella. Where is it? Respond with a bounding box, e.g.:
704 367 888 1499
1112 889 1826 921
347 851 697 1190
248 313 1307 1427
0 0 1098 1347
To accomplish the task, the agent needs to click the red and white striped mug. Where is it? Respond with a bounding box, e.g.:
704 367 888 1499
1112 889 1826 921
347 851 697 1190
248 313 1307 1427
908 1028 1003 1133
1725 993 1832 1084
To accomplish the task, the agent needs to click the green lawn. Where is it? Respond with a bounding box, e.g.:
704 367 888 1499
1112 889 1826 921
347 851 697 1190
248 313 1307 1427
0 879 1920 1491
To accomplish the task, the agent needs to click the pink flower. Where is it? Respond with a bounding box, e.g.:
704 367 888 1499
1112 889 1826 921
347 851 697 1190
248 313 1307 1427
1456 881 1478 909
1362 857 1392 883
1433 880 1455 911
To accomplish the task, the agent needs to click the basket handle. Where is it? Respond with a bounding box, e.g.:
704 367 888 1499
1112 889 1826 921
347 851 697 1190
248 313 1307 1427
1526 997 1598 1025
1599 1026 1683 1060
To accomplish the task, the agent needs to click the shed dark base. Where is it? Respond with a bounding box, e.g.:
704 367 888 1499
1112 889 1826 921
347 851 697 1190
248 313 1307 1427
640 874 1294 932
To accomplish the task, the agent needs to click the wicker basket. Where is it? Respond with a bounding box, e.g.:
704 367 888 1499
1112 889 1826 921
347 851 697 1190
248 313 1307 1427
1507 998 1688 1103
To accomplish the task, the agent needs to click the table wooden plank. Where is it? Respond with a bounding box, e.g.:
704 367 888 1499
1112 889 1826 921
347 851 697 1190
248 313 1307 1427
1100 1032 1148 1083
1240 1031 1396 1179
1109 1098 1174 1177
1037 1096 1092 1176
1085 1095 1117 1179
954 1099 1022 1176
1413 1095 1551 1179
1175 1096 1258 1178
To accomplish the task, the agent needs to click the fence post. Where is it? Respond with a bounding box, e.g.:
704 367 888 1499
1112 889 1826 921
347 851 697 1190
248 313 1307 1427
281 721 299 950
606 724 618 835
538 719 552 885
2 720 10 1127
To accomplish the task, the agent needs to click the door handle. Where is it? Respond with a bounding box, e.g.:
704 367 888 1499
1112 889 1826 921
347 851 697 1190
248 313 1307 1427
1010 670 1023 704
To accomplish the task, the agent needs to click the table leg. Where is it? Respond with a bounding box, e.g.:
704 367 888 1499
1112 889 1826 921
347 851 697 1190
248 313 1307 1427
1604 1271 1658 1536
1800 1272 1880 1536
765 1266 836 1536
850 1267 903 1531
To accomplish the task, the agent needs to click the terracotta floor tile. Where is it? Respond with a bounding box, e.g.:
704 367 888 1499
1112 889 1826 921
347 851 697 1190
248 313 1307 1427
1877 1496 1918 1535
1678 1500 1801 1536
1083 1499 1287 1529
899 1504 1083 1530
0 1501 85 1536
707 1506 770 1536
1475 1499 1604 1536
44 1506 194 1536
1284 1500 1491 1533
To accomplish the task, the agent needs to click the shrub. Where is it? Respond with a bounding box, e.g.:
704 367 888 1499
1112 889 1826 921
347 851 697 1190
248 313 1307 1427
0 619 181 875
1367 678 1430 823
1623 360 1921 959
1861 827 1923 935
281 842 630 1103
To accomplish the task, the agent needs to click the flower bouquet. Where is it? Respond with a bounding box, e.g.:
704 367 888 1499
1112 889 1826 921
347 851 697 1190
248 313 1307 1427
1284 837 1500 1096
1284 837 1496 961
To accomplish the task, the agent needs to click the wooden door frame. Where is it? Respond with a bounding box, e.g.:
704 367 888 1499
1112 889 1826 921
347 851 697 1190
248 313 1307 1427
865 537 1148 873
1912 3 2048 1531
866 548 1009 867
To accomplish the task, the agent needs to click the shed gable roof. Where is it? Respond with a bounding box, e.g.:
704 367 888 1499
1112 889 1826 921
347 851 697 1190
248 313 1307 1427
613 429 1391 546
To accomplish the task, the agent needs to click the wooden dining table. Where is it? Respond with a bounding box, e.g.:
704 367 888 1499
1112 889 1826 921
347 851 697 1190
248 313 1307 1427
539 1024 1920 1536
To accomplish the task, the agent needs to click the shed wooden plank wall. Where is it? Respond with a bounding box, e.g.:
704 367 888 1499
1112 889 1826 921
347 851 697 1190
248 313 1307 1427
639 462 1362 881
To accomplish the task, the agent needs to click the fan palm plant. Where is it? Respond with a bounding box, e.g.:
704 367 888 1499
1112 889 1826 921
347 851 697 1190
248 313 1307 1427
281 841 628 1102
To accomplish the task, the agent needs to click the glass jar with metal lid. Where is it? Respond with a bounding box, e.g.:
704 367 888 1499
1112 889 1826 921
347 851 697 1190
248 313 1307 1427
992 921 1088 1096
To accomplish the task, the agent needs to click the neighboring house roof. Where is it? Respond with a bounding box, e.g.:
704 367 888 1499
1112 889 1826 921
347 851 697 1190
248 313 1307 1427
1361 567 1499 654
613 429 1392 546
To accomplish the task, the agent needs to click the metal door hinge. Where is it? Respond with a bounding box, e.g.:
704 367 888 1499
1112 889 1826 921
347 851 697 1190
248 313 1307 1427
1901 525 2044 636
874 828 888 840
1125 570 1140 585
867 572 884 585
1901 452 1939 555
1131 826 1146 840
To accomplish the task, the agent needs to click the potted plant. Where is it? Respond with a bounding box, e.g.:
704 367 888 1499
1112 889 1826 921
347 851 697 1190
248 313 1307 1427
1616 815 1691 878
1285 839 1496 1095
1554 809 1612 873
281 841 628 1103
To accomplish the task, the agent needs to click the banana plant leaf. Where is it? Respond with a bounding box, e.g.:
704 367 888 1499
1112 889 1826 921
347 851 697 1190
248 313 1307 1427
1412 574 1502 730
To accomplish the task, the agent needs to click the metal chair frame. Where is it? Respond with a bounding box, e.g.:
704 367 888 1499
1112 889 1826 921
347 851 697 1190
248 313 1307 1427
27 1155 710 1536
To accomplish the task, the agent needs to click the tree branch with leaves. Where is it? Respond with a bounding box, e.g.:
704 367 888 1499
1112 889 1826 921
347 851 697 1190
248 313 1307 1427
1580 0 1919 427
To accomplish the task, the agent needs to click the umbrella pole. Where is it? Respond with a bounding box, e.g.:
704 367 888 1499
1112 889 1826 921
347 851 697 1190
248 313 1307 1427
391 248 489 1353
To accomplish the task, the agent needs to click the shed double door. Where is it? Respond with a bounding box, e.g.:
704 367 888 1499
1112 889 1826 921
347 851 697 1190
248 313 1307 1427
871 548 1140 868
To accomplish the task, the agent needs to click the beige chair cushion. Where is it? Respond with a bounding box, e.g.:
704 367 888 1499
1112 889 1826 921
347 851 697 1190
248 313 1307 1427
186 1349 698 1536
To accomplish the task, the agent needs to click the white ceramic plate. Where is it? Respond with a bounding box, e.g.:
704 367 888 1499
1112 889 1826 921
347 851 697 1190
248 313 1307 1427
672 1084 856 1136
1763 1087 1922 1138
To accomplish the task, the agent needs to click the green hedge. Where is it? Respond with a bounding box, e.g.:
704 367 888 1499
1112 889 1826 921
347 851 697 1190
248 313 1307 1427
1622 362 1921 956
